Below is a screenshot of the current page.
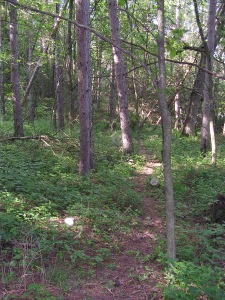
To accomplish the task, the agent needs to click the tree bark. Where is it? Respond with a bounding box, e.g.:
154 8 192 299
174 0 182 130
76 0 93 175
55 3 65 131
9 0 24 137
157 0 176 259
108 0 133 154
0 3 5 121
109 59 117 123
67 0 75 130
22 0 69 106
27 28 35 123
182 54 206 136
200 0 217 153
96 39 103 110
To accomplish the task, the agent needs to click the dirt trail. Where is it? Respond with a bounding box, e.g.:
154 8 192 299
65 148 165 300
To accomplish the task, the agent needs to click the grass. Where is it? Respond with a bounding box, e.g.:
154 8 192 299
143 127 225 299
0 114 225 299
0 115 144 298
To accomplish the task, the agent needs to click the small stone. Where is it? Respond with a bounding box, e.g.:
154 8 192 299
150 178 159 186
64 217 74 226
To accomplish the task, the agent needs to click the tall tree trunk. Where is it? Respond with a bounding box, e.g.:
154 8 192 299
182 54 206 136
109 59 117 123
174 0 182 130
9 0 24 137
76 0 93 175
174 92 181 130
28 28 35 123
68 0 75 130
55 3 65 131
200 0 217 153
96 40 103 110
0 3 5 121
157 0 176 259
108 0 133 154
184 0 222 138
22 0 69 106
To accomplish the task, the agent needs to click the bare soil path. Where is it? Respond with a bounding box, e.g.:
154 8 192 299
65 148 165 300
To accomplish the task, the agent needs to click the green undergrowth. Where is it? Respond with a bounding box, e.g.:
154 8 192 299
0 117 145 298
1 116 225 299
143 126 225 299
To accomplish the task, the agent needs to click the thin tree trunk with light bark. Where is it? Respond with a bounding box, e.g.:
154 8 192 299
108 0 133 154
157 0 176 259
200 0 217 154
96 40 103 110
55 3 65 131
109 59 117 123
67 0 75 129
28 29 35 123
174 0 182 130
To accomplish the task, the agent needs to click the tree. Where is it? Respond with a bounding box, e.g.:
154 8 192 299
76 0 93 175
27 23 35 123
200 0 217 153
108 0 133 154
182 1 224 137
0 3 5 121
67 0 76 129
174 0 182 131
109 59 117 123
157 0 176 259
54 3 65 131
9 0 24 136
182 54 206 136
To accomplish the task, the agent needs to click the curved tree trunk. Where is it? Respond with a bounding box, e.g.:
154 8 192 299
108 0 133 154
9 0 24 137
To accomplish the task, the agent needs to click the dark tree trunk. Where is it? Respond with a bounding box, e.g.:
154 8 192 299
108 0 133 154
157 0 176 259
9 0 24 137
76 0 93 175
0 3 5 121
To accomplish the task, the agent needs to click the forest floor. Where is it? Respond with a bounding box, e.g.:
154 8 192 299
0 146 166 300
63 147 165 300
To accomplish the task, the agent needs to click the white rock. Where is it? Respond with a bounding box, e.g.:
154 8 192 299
64 217 74 226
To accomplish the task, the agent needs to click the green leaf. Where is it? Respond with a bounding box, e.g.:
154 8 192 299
119 0 126 6
170 49 177 59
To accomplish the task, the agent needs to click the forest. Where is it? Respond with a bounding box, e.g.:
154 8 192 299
0 0 225 299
